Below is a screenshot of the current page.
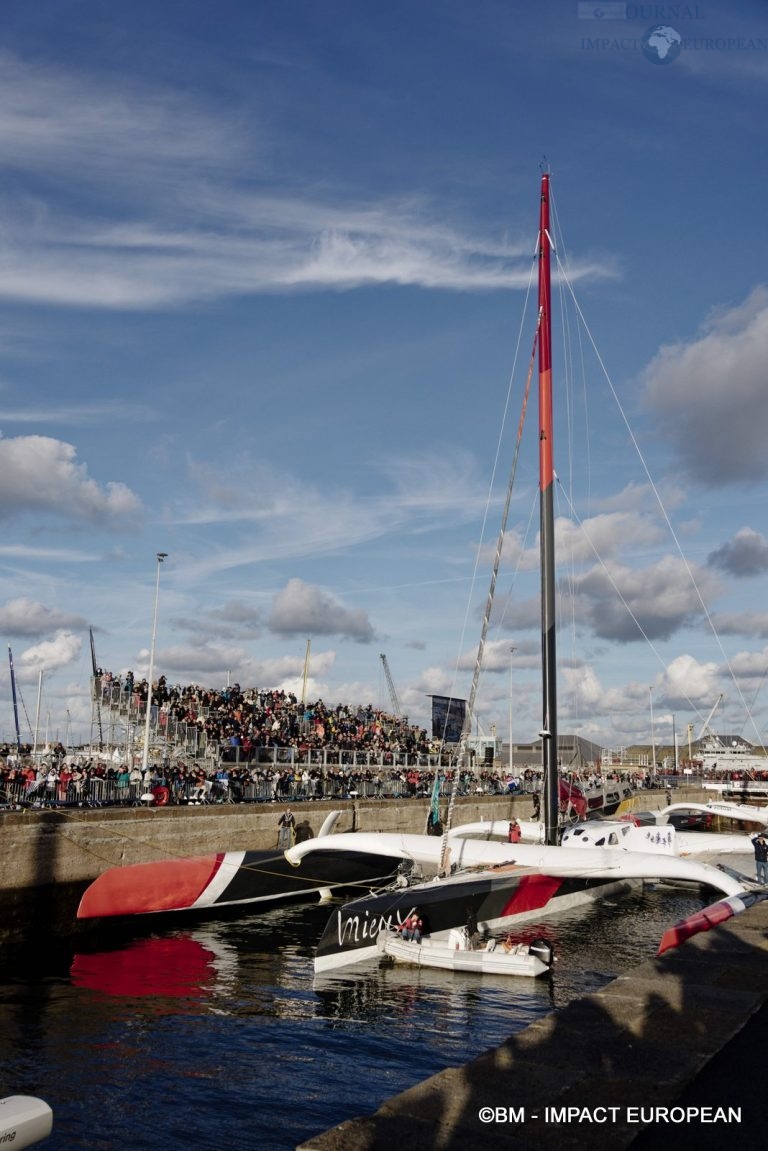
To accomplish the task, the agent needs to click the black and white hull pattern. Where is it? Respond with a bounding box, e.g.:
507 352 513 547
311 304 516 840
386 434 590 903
77 846 406 920
314 864 632 972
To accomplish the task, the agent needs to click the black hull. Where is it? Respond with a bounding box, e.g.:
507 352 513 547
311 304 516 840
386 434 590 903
78 847 405 920
315 868 628 971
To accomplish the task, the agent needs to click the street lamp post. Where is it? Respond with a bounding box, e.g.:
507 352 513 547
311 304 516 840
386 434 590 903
508 647 516 774
141 552 168 778
649 686 656 778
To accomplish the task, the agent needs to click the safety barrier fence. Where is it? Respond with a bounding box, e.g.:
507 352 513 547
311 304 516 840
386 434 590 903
0 774 506 810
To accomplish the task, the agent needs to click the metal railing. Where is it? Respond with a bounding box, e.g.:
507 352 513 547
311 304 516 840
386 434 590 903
91 678 459 772
0 772 497 810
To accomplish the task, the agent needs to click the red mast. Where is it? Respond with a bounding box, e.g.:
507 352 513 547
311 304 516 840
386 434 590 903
538 171 559 845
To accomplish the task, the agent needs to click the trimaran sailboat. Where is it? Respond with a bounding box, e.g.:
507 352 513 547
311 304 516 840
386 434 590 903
79 175 762 958
305 171 763 972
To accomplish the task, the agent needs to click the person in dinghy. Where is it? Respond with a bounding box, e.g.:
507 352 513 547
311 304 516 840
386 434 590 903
400 910 424 943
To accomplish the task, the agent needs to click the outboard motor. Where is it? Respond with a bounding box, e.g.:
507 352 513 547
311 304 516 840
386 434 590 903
528 937 555 968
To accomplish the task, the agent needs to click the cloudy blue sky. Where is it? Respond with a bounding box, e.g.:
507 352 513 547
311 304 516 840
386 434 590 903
2 0 768 753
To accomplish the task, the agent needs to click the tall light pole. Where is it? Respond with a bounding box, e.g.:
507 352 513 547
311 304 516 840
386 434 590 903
141 552 168 776
508 647 516 774
649 686 656 777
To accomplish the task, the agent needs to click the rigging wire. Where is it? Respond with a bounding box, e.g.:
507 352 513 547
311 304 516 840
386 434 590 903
494 484 539 634
553 247 767 755
13 677 36 744
437 251 539 870
434 247 538 760
439 314 540 870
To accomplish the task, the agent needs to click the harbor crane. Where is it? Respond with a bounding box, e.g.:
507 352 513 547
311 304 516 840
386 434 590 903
696 694 724 742
379 653 403 719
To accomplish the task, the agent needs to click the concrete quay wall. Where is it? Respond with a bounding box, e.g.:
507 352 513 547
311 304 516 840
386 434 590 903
298 895 768 1150
0 787 713 896
0 793 544 895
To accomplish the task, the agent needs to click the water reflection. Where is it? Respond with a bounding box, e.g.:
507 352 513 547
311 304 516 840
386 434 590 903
71 934 232 1001
2 884 710 1150
314 957 554 1026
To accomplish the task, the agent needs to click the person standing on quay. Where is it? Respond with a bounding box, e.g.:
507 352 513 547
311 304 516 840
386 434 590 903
277 806 296 849
751 831 768 885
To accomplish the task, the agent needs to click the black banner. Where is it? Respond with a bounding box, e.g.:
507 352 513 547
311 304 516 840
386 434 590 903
430 695 466 744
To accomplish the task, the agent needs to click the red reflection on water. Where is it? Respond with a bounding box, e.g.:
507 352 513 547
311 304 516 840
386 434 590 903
71 935 218 999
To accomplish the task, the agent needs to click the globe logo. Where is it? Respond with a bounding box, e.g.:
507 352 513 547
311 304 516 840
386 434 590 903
641 25 682 65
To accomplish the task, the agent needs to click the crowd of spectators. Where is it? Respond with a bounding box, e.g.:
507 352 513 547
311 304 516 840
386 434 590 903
0 669 485 807
96 669 435 763
0 669 658 809
0 749 515 809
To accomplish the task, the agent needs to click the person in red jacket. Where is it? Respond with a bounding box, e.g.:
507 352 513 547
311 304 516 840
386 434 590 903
508 819 522 844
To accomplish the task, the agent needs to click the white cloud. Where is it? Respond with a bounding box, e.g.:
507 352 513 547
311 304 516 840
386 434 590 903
129 644 340 693
268 579 375 643
0 50 240 179
0 52 617 309
659 654 721 712
0 598 87 637
140 642 255 684
556 512 664 565
711 612 768 640
503 511 665 576
708 527 768 577
18 631 82 675
0 435 141 523
643 287 768 484
565 556 721 644
0 209 616 310
0 401 154 426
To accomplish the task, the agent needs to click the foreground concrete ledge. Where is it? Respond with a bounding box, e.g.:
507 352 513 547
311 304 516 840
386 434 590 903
297 900 768 1150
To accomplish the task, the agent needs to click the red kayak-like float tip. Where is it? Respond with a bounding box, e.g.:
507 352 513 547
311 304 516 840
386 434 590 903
77 854 225 919
656 890 766 957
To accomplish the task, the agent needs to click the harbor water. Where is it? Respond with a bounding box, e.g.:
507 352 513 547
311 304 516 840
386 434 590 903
0 882 718 1151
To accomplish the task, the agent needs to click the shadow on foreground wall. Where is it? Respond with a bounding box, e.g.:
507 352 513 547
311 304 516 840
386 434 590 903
297 909 768 1151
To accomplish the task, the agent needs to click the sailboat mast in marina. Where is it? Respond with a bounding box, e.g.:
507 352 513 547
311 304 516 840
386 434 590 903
538 172 558 846
8 645 22 755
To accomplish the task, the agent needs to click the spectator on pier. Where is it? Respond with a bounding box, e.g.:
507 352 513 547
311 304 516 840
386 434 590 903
752 831 768 885
277 806 296 849
508 818 522 844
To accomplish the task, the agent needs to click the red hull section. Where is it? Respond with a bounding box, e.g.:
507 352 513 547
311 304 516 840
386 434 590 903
499 874 564 916
656 890 768 956
77 854 224 919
